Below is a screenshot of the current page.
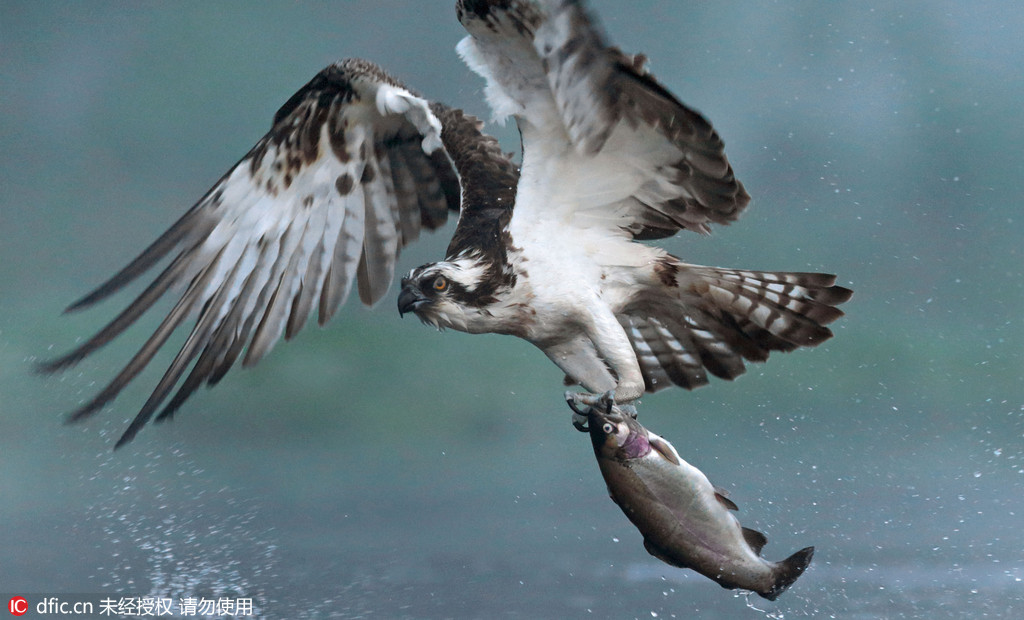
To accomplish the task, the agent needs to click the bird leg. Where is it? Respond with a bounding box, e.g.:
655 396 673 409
566 390 594 432
567 390 639 432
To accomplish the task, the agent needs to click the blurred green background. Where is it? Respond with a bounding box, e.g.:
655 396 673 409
2 1 1022 618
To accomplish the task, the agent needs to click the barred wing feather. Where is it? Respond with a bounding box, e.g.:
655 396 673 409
38 59 460 447
458 0 749 238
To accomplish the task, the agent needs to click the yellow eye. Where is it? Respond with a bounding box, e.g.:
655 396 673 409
432 275 448 292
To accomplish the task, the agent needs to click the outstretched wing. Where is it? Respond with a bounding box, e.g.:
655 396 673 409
457 0 749 238
39 59 467 447
456 1 850 397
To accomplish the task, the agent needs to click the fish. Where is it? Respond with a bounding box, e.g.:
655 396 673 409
570 394 814 600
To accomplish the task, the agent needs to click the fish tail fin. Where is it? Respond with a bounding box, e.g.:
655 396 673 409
763 546 815 601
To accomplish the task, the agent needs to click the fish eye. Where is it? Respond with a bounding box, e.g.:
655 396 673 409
432 275 448 292
602 422 615 434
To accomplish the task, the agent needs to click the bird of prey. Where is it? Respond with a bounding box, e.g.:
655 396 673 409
41 0 852 448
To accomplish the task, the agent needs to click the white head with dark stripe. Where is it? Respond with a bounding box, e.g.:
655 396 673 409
397 256 494 332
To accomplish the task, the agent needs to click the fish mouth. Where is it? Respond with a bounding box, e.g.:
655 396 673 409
589 408 621 429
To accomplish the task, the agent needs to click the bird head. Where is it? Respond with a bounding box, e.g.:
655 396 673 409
398 261 475 331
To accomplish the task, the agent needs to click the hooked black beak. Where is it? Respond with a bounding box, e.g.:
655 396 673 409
397 284 427 317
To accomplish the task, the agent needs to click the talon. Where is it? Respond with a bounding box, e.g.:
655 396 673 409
564 391 590 416
619 404 638 419
566 389 622 415
572 412 589 433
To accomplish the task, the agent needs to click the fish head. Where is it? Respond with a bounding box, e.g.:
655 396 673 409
587 404 651 462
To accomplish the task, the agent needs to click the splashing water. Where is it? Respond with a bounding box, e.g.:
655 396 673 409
83 446 277 619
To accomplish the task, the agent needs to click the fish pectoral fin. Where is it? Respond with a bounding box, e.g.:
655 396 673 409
642 537 688 569
714 488 739 511
741 527 768 556
648 436 681 466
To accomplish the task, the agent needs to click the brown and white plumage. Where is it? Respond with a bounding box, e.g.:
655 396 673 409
42 0 850 447
38 59 481 446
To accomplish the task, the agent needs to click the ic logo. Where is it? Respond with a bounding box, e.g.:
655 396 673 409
8 597 28 616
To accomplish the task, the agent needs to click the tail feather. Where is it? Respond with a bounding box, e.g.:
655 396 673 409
693 267 851 347
764 546 815 601
621 260 851 393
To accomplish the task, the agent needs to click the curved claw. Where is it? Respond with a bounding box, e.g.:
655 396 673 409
564 390 590 416
566 389 617 412
567 389 630 431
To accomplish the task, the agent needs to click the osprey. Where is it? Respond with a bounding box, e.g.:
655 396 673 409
41 0 851 448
